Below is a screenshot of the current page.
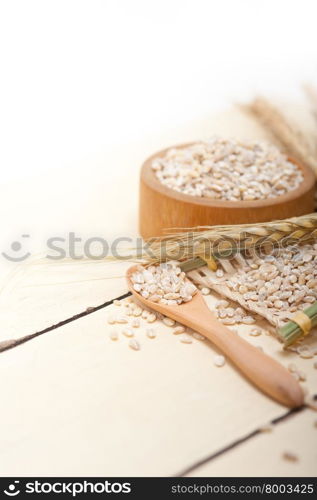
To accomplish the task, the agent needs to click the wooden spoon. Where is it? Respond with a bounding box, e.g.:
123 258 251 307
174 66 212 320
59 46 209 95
126 265 304 408
140 144 315 239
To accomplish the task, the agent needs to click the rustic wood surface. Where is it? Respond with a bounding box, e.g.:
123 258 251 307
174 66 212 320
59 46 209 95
0 108 316 476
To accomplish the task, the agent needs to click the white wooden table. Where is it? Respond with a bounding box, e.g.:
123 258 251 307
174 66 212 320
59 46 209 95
0 109 316 477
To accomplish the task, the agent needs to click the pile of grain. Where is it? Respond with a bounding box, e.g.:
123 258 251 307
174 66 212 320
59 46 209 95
152 137 303 201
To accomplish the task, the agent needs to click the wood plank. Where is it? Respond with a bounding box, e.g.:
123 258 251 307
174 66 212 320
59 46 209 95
186 407 317 477
0 296 315 476
0 108 271 339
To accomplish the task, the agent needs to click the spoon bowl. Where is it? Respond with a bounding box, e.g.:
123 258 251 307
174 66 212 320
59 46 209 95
127 264 304 408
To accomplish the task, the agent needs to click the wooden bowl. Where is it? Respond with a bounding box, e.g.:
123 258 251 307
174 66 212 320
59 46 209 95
139 143 316 239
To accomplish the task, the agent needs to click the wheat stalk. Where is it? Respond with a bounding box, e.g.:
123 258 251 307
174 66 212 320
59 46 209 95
241 96 317 176
140 95 317 264
303 84 317 126
144 213 317 262
303 85 317 161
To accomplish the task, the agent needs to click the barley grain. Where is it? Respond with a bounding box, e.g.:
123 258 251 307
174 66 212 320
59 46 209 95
122 327 134 338
133 307 143 317
192 332 205 340
129 339 140 351
249 327 262 336
282 451 298 462
214 355 226 367
146 328 156 339
222 318 236 325
147 313 157 323
107 315 116 325
242 316 256 325
288 363 298 373
163 317 175 327
297 345 314 359
116 315 128 324
218 309 227 319
179 334 192 344
173 326 186 335
260 424 273 433
216 300 229 309
109 330 118 341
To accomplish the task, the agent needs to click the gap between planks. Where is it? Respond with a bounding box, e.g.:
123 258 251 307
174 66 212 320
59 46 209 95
1 291 315 477
0 291 132 353
176 399 317 477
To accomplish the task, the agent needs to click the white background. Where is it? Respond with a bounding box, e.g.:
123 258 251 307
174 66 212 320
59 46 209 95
0 0 316 182
0 0 316 266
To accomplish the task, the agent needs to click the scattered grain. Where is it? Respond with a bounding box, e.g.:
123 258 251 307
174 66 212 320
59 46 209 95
147 313 157 323
192 332 205 340
214 355 226 367
116 315 128 324
249 327 262 337
131 261 197 305
122 327 134 338
282 451 298 462
298 370 307 382
179 333 193 344
109 330 118 341
242 316 256 325
297 345 314 359
173 325 186 335
288 363 298 373
163 317 176 327
216 299 229 309
259 424 273 433
222 318 236 325
146 328 156 339
133 307 143 317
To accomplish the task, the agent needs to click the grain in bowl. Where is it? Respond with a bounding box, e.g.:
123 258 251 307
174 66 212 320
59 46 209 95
152 137 304 201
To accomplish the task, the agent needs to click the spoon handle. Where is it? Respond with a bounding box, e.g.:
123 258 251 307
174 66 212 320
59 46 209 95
193 315 304 408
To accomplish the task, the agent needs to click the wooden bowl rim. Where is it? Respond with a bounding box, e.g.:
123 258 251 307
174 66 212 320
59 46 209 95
141 142 316 209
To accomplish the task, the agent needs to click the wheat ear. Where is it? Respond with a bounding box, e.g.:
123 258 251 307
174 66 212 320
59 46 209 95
241 97 317 176
144 213 317 262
